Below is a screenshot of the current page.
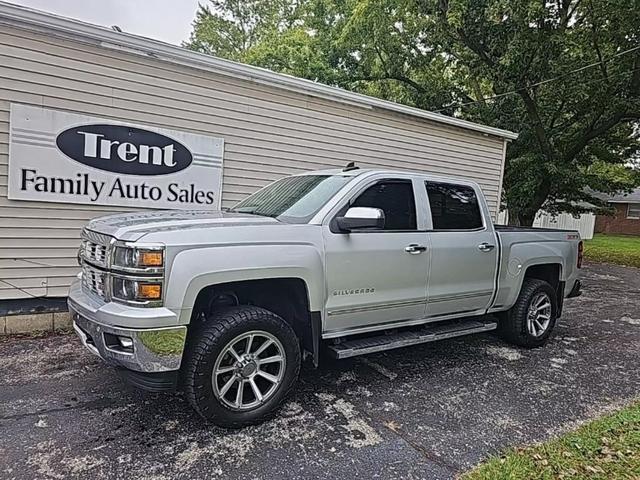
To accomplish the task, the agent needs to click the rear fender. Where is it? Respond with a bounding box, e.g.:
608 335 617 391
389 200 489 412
493 241 568 311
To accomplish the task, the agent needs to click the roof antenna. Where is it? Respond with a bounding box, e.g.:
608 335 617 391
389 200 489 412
111 25 123 32
343 162 359 172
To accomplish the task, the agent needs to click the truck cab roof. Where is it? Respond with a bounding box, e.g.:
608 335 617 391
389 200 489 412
294 168 484 190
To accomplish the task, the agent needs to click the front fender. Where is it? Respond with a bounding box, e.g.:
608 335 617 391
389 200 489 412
164 243 324 325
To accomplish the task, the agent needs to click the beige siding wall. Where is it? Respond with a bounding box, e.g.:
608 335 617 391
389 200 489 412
0 26 506 300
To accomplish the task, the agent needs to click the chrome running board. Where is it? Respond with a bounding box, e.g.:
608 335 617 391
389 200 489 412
327 319 497 359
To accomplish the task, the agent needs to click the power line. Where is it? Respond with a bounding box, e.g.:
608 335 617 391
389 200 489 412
10 257 56 267
0 278 49 300
433 44 640 113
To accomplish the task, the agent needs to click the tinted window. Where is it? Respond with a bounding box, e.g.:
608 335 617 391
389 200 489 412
351 180 417 230
426 182 483 230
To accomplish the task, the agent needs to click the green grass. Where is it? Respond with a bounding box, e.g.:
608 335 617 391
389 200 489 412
462 402 640 480
584 234 640 268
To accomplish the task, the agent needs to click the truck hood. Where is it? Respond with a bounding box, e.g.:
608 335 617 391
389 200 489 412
86 210 280 241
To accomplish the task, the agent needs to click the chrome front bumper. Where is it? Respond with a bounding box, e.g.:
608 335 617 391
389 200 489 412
68 292 187 373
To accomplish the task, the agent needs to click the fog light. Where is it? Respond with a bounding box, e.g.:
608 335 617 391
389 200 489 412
104 333 134 353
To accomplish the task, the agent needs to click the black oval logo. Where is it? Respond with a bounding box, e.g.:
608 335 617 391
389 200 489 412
56 124 192 175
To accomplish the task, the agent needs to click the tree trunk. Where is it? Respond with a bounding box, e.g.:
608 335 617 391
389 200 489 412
518 211 537 227
513 184 550 227
506 212 520 226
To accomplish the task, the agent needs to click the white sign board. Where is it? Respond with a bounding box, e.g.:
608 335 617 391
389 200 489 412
8 104 224 210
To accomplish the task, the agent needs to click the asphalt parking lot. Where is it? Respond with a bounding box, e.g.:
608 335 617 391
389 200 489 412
1 262 639 480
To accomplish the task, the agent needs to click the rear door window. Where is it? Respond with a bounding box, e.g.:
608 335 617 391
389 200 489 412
425 181 483 230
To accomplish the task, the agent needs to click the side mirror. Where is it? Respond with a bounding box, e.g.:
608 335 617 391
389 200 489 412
336 207 385 232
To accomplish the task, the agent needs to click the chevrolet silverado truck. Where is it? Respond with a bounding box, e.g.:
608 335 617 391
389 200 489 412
69 166 582 427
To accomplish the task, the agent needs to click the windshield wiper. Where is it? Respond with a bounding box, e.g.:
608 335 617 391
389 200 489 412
229 206 258 214
229 207 277 218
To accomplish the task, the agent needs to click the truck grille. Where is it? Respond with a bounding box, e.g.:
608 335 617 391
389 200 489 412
81 229 112 268
83 241 108 266
79 229 113 300
82 263 108 298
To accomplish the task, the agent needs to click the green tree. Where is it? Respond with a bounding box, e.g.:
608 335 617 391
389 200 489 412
187 0 640 225
185 0 299 61
430 0 640 224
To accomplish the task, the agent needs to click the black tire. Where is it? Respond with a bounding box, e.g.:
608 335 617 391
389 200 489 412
498 278 558 348
183 305 301 428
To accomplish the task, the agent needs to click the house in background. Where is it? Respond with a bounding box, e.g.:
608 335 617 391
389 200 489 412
594 188 640 236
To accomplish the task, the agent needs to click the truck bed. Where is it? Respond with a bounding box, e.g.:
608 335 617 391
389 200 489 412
490 224 582 312
494 224 579 234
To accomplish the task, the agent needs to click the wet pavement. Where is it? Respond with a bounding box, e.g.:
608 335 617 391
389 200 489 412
1 262 639 479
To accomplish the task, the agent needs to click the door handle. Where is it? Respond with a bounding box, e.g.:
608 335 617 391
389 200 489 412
405 244 427 254
478 242 495 252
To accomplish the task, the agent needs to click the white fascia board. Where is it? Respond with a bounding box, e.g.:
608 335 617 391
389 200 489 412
0 1 518 141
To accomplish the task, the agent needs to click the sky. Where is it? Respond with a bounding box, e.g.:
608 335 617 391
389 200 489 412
6 0 203 45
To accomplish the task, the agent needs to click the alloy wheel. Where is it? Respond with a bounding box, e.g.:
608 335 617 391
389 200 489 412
212 330 286 410
526 292 552 337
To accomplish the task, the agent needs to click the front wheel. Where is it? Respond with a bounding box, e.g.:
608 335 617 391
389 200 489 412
498 278 558 348
183 305 301 428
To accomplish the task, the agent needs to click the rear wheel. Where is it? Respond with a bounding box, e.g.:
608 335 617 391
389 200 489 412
183 305 301 428
498 278 557 348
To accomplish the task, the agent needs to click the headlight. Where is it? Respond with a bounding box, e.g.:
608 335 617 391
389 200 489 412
108 243 165 306
112 245 164 271
112 277 163 305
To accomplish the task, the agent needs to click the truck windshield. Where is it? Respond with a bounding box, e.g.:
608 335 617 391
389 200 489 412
230 174 353 223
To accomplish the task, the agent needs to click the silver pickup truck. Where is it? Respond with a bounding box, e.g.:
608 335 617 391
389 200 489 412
69 166 582 427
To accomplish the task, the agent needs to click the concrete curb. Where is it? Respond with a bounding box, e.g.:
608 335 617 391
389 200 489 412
0 311 72 335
